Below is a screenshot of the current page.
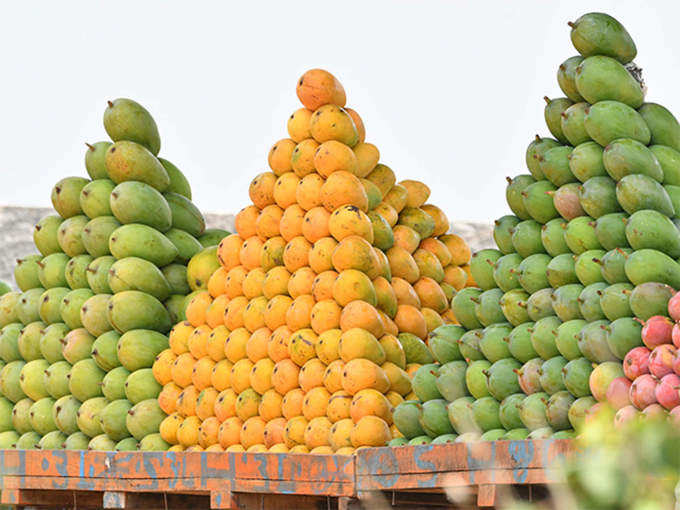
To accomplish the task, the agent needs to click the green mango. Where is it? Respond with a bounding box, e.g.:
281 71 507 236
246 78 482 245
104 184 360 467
546 253 578 288
629 282 675 321
493 215 520 254
560 102 591 146
105 141 169 191
110 181 172 232
564 216 601 254
651 145 680 185
51 177 89 219
506 174 537 219
625 248 680 289
11 398 34 434
14 255 42 292
199 229 230 249
451 288 483 330
602 139 663 183
108 257 172 301
435 361 469 402
569 12 637 63
499 289 530 326
531 316 561 360
368 212 394 252
107 291 172 334
80 294 113 337
411 364 441 402
492 253 522 292
538 146 577 187
551 284 584 322
165 295 187 324
82 216 121 258
65 255 94 290
91 331 121 371
159 158 192 199
599 283 633 321
17 288 45 324
57 215 88 257
117 329 168 372
616 174 675 217
164 228 203 264
485 358 521 401
594 213 629 250
499 393 525 430
79 179 115 218
104 98 161 156
469 249 502 291
60 289 93 329
511 220 545 258
164 192 205 237
473 288 505 327
578 176 621 218
599 248 632 284
638 103 680 151
575 249 606 285
45 362 72 400
126 368 162 404
39 288 70 324
392 401 425 439
29 397 58 435
519 392 550 431
504 428 530 440
0 323 23 362
665 185 680 216
577 320 617 363
86 256 115 294
574 56 643 108
18 322 46 361
479 323 512 362
569 141 606 182
457 330 484 361
75 397 107 438
99 399 132 441
577 282 608 322
541 218 570 256
517 254 551 294
584 101 651 147
38 253 69 289
522 180 558 223
102 366 130 401
553 182 585 221
526 288 555 321
557 56 585 102
568 396 597 433
420 399 454 437
555 319 586 361
428 325 464 364
161 264 191 295
605 317 643 360
34 215 64 256
526 137 562 180
625 209 680 258
471 396 502 432
507 322 538 363
84 142 112 180
546 391 576 431
109 224 178 267
539 356 567 395
62 328 95 365
0 292 20 329
126 399 166 441
544 97 573 144
64 432 91 450
465 361 491 399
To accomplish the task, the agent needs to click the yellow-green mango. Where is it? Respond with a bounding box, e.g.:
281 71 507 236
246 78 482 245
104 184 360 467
38 253 69 289
65 255 94 290
110 181 172 232
107 291 172 334
51 177 89 219
68 359 105 402
126 399 165 441
164 192 205 237
125 368 161 404
33 215 63 256
91 330 121 372
84 142 112 180
108 257 172 301
165 228 202 263
557 56 585 102
109 224 178 267
569 12 637 64
60 288 93 329
543 97 573 144
165 294 186 323
198 229 230 249
18 321 45 361
159 158 191 199
161 264 190 295
186 247 220 291
38 288 70 324
0 293 20 328
584 101 651 147
575 56 643 108
398 207 435 239
39 323 68 364
86 256 115 294
116 329 168 371
79 179 115 218
57 215 88 257
82 216 120 258
638 103 680 152
80 294 113 337
14 255 42 291
103 98 161 156
105 141 169 191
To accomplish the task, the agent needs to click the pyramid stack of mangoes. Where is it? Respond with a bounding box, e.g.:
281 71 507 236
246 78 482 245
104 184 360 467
392 12 680 445
152 69 473 454
0 99 224 451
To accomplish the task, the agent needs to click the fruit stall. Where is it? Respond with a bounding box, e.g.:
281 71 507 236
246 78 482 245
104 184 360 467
0 9 679 510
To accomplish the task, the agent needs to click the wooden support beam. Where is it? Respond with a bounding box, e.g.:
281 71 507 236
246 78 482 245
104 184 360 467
477 484 497 508
102 491 211 509
1 489 102 508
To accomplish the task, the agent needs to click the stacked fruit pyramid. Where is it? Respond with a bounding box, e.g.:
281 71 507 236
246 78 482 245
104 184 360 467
392 12 680 444
0 98 223 450
152 69 473 453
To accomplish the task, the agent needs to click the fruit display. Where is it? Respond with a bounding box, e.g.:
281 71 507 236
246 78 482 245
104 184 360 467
392 12 680 444
0 99 224 451
152 69 472 454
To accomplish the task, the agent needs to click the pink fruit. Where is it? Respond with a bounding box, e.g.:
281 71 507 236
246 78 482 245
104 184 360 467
629 374 658 410
668 292 680 321
670 406 680 426
654 373 680 410
642 403 667 420
605 377 632 410
614 405 639 429
589 361 624 402
641 316 673 349
672 322 680 349
673 350 680 376
623 347 651 381
648 344 677 378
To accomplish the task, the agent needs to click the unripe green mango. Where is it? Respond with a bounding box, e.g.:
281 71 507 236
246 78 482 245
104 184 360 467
104 98 161 156
511 220 545 258
65 254 94 290
39 288 70 324
14 255 42 291
80 294 113 337
665 185 680 216
57 215 88 257
551 284 584 322
624 248 680 288
474 288 505 327
165 228 202 264
638 103 680 151
105 141 169 191
517 254 551 294
553 183 585 221
108 257 171 301
159 158 191 199
575 56 643 108
17 289 44 324
569 12 637 64
492 254 522 292
68 359 105 402
594 213 629 250
86 256 114 294
125 368 161 404
116 329 168 371
599 283 633 321
574 249 606 285
102 366 130 401
526 288 554 321
599 248 632 284
560 102 590 146
521 180 558 225
578 176 621 218
469 249 502 292
60 288 94 329
161 264 190 295
616 174 675 217
109 224 178 267
451 288 483 330
584 101 651 147
46 362 72 400
506 175 536 220
34 215 63 256
499 289 530 326
538 147 577 187
557 56 585 102
578 282 607 322
91 330 121 372
109 181 172 232
568 141 606 182
493 216 520 255
79 179 115 219
82 216 120 258
38 253 69 289
526 137 561 180
115 437 139 451
540 219 570 256
126 399 165 441
0 293 20 328
164 192 205 237
650 145 680 185
84 142 112 180
51 177 89 219
625 210 680 258
605 317 643 360
0 323 23 362
165 294 187 323
543 97 573 144
18 323 46 362
603 138 663 182
107 291 172 334
198 229 230 249
629 282 675 321
546 253 578 288
62 328 95 365
564 216 601 254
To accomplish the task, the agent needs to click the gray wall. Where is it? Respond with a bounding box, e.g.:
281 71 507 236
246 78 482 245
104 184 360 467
0 206 493 289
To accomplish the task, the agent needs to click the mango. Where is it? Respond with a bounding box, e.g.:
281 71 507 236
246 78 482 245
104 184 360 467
51 177 89 219
605 317 643 360
11 398 33 434
531 316 562 360
512 220 545 258
527 288 555 321
69 359 105 401
109 224 178 267
447 396 479 435
309 105 358 147
15 431 41 449
102 367 130 401
80 179 115 218
65 254 94 289
88 434 117 451
578 176 621 219
569 141 606 182
603 139 663 183
0 323 23 362
505 175 536 220
507 322 538 362
159 158 192 199
419 399 454 437
16 289 42 325
0 361 27 403
599 283 633 321
551 284 584 321
553 183 585 221
499 394 525 430
80 294 112 337
75 397 107 438
569 12 636 63
546 253 578 288
639 103 680 151
117 329 168 371
522 180 558 223
517 254 551 294
19 359 49 400
160 265 190 296
525 137 561 180
18 321 46 361
468 249 501 291
584 101 651 146
86 256 115 294
493 253 521 292
34 215 64 256
471 396 502 432
541 218 570 256
575 56 643 108
575 249 606 285
89 330 120 371
164 192 205 237
560 102 591 146
398 332 433 364
109 181 172 231
500 289 530 326
594 213 629 250
599 248 630 284
629 282 675 321
519 392 550 431
126 399 166 441
198 228 229 248
479 323 512 362
52 395 80 435
64 432 91 450
616 174 675 217
187 246 220 292
564 216 601 254
624 210 680 258
14 255 42 291
493 215 520 254
38 253 69 289
393 401 425 439
650 145 680 185
108 257 171 301
29 397 57 435
85 142 112 180
561 357 592 397
104 98 161 155
434 361 468 402
577 320 617 363
125 369 161 404
165 228 202 263
39 287 70 324
544 97 573 143
61 328 93 365
466 360 491 399
105 141 169 191
82 216 120 257
474 288 505 326
451 287 482 330
486 358 522 400
557 56 585 102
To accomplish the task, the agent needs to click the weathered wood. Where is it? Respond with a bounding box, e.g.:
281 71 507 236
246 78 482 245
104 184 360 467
0 489 102 508
477 484 496 507
102 491 210 509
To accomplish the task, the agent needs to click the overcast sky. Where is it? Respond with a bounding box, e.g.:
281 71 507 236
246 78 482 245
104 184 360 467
1 1 678 222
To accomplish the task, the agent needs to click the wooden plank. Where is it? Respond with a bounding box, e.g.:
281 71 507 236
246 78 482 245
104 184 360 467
0 489 102 508
232 478 355 497
102 491 211 509
477 484 496 507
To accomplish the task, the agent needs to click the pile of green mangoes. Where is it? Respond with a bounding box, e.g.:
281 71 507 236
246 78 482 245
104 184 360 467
0 99 227 451
391 12 680 445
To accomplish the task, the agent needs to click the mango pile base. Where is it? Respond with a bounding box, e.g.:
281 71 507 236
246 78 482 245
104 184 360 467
0 440 571 509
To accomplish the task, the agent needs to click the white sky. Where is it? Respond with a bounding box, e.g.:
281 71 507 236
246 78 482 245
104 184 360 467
0 1 677 222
